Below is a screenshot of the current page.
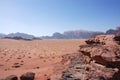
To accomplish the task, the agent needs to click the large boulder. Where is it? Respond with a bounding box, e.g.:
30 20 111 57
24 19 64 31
6 75 18 80
20 72 35 80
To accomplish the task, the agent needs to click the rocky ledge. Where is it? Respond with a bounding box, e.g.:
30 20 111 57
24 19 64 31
61 35 120 80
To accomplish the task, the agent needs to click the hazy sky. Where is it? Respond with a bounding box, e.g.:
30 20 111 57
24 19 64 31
0 0 120 36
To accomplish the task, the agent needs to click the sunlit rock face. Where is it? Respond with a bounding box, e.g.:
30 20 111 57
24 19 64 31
61 35 120 80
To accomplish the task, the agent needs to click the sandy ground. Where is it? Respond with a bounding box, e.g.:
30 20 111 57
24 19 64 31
0 39 85 80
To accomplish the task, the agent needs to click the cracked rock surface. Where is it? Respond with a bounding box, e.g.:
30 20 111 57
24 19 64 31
61 35 120 80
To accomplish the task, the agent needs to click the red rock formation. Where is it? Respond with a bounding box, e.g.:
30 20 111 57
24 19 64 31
61 35 120 80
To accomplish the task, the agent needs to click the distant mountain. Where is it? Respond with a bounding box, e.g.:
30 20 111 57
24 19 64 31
0 32 41 40
41 30 104 39
1 27 120 40
63 30 104 39
52 32 65 39
106 27 120 35
0 33 6 38
106 29 116 34
7 32 35 39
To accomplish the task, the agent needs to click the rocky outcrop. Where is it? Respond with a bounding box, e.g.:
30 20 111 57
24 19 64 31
80 35 120 66
20 72 35 80
61 35 120 80
85 35 114 45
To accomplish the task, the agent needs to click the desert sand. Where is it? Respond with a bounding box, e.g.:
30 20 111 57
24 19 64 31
0 39 85 80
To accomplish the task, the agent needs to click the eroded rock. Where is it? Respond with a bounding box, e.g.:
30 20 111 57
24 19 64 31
61 35 120 80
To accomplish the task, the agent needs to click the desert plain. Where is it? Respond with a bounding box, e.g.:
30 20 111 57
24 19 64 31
0 39 85 80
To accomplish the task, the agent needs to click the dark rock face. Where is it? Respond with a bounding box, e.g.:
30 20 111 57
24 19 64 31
114 36 120 41
20 72 35 80
110 71 120 80
61 35 120 80
113 27 120 44
6 75 18 80
61 54 86 80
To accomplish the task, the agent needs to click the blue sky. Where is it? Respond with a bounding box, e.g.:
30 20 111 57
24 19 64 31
0 0 120 36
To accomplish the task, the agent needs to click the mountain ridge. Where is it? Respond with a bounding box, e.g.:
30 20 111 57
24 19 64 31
0 27 120 40
0 32 41 40
41 30 104 39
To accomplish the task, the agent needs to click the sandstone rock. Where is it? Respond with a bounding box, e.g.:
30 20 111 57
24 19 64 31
61 35 120 80
80 36 120 67
20 72 35 80
85 35 106 45
85 35 114 45
6 75 18 80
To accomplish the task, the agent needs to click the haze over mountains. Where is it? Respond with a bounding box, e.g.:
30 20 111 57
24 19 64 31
0 32 41 40
41 30 104 39
0 27 120 40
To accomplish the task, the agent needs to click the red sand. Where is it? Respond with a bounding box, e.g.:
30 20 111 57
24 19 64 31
0 39 85 80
